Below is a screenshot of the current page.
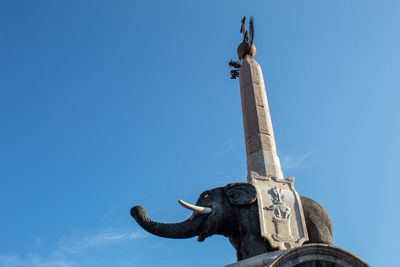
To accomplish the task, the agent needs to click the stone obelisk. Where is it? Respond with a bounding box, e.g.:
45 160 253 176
238 43 284 182
232 17 308 251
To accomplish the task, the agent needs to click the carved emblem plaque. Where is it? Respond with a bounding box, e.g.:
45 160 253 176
249 172 309 250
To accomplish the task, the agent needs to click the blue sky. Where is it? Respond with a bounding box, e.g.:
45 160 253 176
1 1 399 266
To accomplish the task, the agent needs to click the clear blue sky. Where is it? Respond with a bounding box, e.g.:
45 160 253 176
1 1 399 266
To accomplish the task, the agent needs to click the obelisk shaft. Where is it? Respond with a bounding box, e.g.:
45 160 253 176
239 55 284 182
234 19 308 251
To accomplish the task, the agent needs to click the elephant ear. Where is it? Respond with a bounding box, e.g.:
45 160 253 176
224 183 257 207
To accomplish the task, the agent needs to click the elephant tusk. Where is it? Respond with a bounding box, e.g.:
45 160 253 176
178 199 212 214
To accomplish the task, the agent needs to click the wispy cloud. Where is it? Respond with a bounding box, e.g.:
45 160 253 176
215 137 240 157
0 231 147 267
0 254 71 267
53 231 147 255
54 232 147 255
281 150 318 170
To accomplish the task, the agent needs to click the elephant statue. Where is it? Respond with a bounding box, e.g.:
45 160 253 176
131 182 333 261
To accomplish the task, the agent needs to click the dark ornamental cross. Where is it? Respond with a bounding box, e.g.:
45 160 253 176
229 16 254 79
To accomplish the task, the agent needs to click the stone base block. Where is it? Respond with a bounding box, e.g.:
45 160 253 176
247 150 284 180
223 244 369 267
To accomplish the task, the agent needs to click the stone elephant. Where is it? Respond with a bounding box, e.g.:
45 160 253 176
131 182 333 261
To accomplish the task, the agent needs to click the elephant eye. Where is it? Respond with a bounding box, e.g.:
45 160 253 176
202 191 210 199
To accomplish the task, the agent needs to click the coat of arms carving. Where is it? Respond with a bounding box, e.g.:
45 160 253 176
249 172 309 250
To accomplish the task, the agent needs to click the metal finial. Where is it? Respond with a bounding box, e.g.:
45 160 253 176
240 16 246 34
249 16 254 46
240 16 254 44
241 16 248 42
229 16 256 79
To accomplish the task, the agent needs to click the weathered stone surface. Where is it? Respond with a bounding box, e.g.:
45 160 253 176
239 54 283 180
224 244 369 267
225 250 285 267
250 173 309 250
239 52 308 250
301 197 333 245
247 151 283 183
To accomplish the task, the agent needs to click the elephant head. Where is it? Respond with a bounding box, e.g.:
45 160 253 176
131 182 257 243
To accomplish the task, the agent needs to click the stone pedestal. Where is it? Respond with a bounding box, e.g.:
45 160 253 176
223 244 369 267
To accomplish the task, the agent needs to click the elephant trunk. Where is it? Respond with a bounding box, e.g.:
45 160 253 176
131 206 205 238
